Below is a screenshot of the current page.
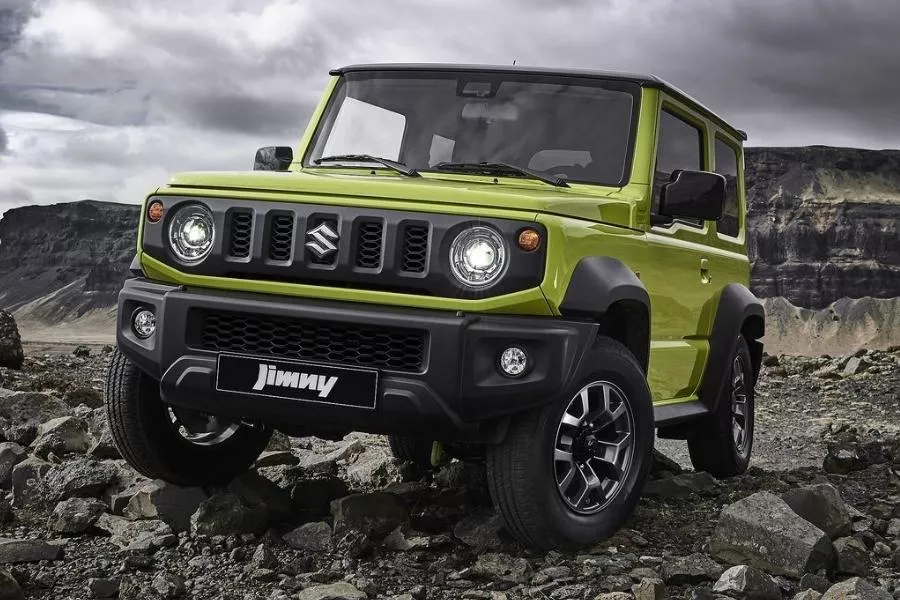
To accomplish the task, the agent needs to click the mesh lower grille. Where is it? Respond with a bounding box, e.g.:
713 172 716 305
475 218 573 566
401 225 429 273
228 211 253 258
193 311 426 372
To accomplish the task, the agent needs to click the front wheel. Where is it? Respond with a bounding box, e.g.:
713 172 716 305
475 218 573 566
105 348 272 486
486 336 654 550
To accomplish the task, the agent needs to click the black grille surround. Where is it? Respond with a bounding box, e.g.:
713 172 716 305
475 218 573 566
189 309 427 372
144 196 547 299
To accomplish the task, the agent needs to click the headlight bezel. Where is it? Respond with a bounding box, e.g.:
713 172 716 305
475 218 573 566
448 225 509 289
167 203 216 265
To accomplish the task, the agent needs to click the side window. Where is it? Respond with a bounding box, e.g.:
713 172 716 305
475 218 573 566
714 138 740 237
652 109 704 221
323 97 406 160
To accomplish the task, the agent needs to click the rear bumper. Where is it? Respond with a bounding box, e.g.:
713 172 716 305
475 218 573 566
116 278 597 439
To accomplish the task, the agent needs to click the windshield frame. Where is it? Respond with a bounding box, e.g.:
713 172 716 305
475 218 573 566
301 69 642 188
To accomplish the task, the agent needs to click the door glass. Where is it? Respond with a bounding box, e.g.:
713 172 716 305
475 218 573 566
652 110 704 222
714 138 740 237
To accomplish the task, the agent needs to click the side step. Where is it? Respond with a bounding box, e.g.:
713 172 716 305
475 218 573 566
653 400 710 428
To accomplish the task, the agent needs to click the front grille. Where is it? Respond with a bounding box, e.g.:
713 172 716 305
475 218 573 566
193 310 427 372
355 221 383 268
268 215 294 261
228 211 253 258
401 224 429 273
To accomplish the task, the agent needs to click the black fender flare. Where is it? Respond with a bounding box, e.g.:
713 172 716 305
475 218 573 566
697 283 765 412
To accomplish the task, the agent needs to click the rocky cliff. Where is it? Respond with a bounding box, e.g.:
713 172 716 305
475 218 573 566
745 146 900 308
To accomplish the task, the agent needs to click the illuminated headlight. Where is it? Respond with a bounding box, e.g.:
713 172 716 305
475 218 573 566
132 308 156 339
168 204 215 264
499 346 528 377
449 226 507 288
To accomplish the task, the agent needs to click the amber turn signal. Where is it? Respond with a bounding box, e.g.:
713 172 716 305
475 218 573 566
147 200 165 223
517 228 541 251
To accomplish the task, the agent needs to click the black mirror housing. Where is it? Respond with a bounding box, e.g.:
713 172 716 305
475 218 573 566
254 146 293 171
659 169 726 221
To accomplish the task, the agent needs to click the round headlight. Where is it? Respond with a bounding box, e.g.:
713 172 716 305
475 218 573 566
168 204 215 264
449 226 507 288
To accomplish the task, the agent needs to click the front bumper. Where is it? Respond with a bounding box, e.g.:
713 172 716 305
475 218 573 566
117 278 597 439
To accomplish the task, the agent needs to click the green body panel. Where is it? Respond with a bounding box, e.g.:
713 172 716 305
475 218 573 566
138 77 750 405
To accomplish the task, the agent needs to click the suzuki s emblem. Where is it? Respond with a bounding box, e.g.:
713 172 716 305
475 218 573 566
305 223 339 259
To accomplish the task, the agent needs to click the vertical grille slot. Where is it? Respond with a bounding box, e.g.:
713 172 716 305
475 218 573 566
227 210 253 258
355 221 384 268
400 224 429 273
268 215 294 261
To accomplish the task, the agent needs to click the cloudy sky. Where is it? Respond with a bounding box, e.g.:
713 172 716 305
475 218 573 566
1 0 899 214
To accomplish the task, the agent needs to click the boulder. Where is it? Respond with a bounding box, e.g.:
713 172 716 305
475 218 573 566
290 477 349 518
712 565 781 600
283 521 333 552
72 345 91 358
0 392 70 445
470 552 532 584
189 492 268 536
820 578 891 600
123 480 208 533
61 386 103 409
710 491 834 578
0 568 24 600
254 450 298 468
296 582 367 600
383 524 448 552
150 572 186 598
832 537 870 576
842 357 868 376
661 553 725 585
32 416 91 457
249 543 276 570
330 492 408 539
11 456 50 507
453 511 507 552
345 448 401 489
644 472 719 497
799 573 832 593
0 443 26 489
87 577 120 599
227 470 293 524
793 591 822 600
43 458 120 501
632 578 666 600
95 514 173 552
650 450 684 477
47 497 106 533
0 538 62 563
0 311 24 370
781 484 853 538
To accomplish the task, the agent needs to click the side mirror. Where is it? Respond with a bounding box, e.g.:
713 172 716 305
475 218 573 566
659 169 725 221
253 146 293 171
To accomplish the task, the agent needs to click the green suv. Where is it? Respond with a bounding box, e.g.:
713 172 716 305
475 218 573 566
106 64 764 550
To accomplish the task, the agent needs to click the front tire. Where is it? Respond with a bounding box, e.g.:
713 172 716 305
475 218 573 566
687 335 755 477
486 336 654 550
387 435 434 469
105 348 271 486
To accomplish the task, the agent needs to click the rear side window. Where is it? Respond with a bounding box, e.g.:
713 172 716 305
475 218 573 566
714 138 740 237
652 110 704 220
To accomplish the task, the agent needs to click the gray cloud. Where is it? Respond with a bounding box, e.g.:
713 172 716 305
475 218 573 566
0 124 6 153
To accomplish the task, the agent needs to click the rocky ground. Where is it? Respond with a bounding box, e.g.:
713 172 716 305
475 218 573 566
0 343 896 600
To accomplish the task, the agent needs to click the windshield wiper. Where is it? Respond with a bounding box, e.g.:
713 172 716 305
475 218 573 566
433 161 569 188
314 154 419 177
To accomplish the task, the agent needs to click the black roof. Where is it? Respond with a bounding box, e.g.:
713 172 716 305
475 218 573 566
331 63 747 141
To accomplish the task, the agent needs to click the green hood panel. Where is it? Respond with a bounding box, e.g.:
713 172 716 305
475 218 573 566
165 169 638 227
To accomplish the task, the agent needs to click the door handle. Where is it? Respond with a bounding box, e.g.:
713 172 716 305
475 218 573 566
700 258 711 284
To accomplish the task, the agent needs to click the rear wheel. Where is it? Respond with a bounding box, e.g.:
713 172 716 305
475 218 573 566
687 335 755 477
486 336 654 549
105 348 271 485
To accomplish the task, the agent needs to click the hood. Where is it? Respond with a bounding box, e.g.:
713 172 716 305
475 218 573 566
164 169 639 227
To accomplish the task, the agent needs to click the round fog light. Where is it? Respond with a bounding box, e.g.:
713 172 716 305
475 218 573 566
132 309 156 339
499 346 528 377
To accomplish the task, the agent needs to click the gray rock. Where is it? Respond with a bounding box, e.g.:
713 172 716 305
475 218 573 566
43 458 119 501
345 447 401 489
0 568 24 600
86 410 120 459
782 484 853 538
283 521 333 552
0 392 70 444
793 591 823 600
227 470 293 524
0 538 62 563
471 552 532 584
95 514 173 551
119 576 163 600
255 450 298 468
833 537 870 576
650 450 684 476
290 476 349 518
47 497 106 533
150 572 186 598
383 524 445 552
0 311 24 370
87 577 119 599
632 578 666 600
11 456 50 507
453 511 507 552
189 492 268 536
823 444 870 475
710 491 835 578
644 472 719 497
820 578 892 600
712 565 781 600
842 357 868 376
62 386 103 409
331 492 408 538
32 415 91 457
72 345 91 358
289 452 338 479
885 518 900 539
799 573 831 593
249 543 276 570
661 553 724 585
595 594 633 600
124 480 208 533
296 582 367 600
0 443 26 489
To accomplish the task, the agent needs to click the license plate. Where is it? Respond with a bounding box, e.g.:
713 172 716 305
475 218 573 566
215 353 378 409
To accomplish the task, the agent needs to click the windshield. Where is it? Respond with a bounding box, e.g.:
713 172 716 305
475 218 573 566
305 70 639 186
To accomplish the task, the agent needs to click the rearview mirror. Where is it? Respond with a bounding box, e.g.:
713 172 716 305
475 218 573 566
253 146 293 171
659 169 725 221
